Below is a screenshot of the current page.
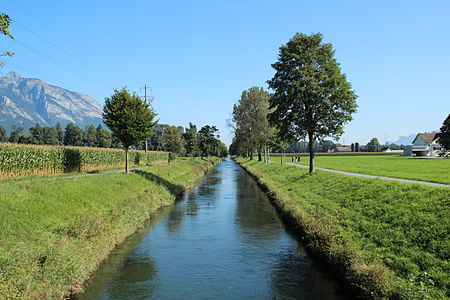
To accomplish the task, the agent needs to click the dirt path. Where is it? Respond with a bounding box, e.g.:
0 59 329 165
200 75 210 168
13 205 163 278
283 162 450 188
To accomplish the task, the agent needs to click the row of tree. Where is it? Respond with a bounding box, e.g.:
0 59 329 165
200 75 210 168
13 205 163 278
0 121 228 158
0 123 114 147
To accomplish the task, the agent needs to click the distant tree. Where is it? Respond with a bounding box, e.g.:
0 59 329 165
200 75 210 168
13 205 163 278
183 123 199 158
9 126 23 143
0 125 7 142
163 125 185 155
148 124 167 151
0 13 14 67
55 122 64 145
42 126 59 145
64 123 83 146
96 125 112 148
198 125 219 158
103 88 157 173
267 33 357 173
367 137 381 152
83 124 97 147
29 124 44 144
17 135 32 144
439 114 450 150
231 87 271 160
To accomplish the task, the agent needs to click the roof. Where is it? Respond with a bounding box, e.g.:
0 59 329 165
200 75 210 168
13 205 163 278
412 133 437 144
336 146 352 152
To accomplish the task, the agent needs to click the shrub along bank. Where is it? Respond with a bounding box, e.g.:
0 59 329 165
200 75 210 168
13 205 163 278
0 157 220 299
0 143 168 178
236 158 449 300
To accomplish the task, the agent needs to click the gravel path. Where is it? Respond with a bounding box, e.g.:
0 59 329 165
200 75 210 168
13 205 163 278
283 162 450 188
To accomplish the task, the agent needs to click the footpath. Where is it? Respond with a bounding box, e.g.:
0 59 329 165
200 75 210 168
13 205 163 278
281 161 450 188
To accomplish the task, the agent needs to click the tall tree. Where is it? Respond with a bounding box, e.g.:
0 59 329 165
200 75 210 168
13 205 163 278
0 126 7 142
231 87 271 160
367 137 381 152
83 124 97 147
42 126 59 145
267 33 357 173
198 125 219 158
183 123 199 158
63 123 83 146
29 124 44 144
55 122 64 145
103 88 157 173
163 125 185 155
96 125 112 148
438 114 450 150
9 126 23 143
0 13 14 67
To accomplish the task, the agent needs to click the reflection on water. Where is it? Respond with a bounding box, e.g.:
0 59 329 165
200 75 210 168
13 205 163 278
76 158 346 300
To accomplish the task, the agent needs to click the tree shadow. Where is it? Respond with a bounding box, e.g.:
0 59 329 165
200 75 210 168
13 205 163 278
133 169 184 196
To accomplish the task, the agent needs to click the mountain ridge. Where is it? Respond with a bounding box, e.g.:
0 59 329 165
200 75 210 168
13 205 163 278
0 72 103 132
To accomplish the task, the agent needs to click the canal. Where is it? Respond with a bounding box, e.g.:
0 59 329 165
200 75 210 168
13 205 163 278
76 158 345 300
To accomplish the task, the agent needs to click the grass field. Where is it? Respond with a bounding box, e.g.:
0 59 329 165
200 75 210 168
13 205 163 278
0 157 220 299
238 158 449 299
270 155 450 184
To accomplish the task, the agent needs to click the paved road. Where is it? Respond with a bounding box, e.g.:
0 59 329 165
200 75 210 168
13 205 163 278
283 162 450 188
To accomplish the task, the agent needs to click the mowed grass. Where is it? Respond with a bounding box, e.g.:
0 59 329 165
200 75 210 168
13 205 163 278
238 158 449 299
270 155 450 184
0 158 219 299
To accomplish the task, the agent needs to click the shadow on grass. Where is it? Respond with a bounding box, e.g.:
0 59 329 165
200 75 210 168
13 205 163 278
133 169 184 196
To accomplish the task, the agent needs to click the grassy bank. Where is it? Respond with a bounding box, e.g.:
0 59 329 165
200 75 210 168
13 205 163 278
0 157 220 299
236 158 449 299
270 155 450 184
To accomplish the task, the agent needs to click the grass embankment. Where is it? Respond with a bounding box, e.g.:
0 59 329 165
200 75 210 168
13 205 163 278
0 157 220 299
271 155 450 184
237 158 449 299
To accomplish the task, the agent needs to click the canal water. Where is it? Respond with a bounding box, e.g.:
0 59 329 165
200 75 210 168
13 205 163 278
76 159 345 300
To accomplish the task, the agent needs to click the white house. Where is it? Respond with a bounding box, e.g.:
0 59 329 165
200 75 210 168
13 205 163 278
411 133 442 157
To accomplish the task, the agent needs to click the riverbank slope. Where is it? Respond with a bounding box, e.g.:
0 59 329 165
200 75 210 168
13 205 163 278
236 158 449 300
0 157 220 299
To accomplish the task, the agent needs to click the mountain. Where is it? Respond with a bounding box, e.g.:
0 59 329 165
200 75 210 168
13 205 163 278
0 72 103 132
388 131 439 145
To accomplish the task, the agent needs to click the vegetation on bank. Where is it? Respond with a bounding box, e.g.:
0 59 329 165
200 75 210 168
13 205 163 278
237 158 449 299
0 143 168 178
270 155 450 184
0 157 220 299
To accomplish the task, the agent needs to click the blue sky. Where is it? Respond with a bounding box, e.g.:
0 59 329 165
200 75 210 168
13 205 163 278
1 0 449 145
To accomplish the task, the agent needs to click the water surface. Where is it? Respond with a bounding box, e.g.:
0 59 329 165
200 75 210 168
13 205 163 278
76 159 345 300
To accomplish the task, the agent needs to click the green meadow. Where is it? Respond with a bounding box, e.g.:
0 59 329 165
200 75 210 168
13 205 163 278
271 155 450 184
238 158 449 299
0 158 219 299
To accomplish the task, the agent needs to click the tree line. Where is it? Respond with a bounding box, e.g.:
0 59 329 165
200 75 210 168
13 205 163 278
0 121 227 157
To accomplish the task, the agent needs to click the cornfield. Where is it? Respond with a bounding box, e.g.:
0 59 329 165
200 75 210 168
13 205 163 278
0 143 168 179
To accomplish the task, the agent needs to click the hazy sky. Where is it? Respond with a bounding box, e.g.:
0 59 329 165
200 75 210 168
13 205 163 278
1 0 449 145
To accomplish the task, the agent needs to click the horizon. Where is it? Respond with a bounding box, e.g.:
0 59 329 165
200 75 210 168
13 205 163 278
1 1 449 146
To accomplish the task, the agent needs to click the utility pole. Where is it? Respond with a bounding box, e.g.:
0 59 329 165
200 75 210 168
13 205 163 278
140 84 153 153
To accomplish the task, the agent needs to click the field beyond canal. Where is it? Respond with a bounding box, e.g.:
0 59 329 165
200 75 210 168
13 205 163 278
0 158 220 299
271 155 450 184
237 158 449 299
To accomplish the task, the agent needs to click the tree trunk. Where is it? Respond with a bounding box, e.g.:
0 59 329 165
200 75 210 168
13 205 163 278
281 150 283 165
125 148 129 174
258 151 262 161
308 132 315 173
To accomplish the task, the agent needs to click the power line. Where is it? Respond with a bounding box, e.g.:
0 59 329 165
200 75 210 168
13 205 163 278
12 38 112 90
11 18 116 84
